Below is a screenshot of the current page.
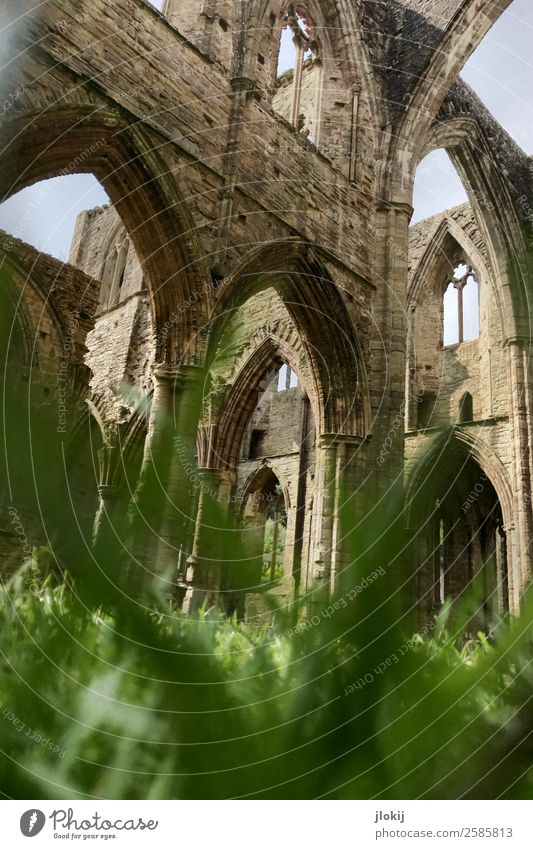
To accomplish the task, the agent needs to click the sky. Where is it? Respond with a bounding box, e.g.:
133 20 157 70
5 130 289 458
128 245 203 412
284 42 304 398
0 0 531 257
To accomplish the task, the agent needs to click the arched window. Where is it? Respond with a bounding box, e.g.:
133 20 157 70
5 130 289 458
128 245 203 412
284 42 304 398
273 5 321 144
459 392 473 423
443 263 480 346
240 469 288 588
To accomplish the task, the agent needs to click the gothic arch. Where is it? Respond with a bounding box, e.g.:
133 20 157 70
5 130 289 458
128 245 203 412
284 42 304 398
1 263 39 372
0 251 81 374
406 430 514 533
387 0 513 200
204 333 314 471
418 116 530 341
236 460 292 516
0 105 211 362
409 215 492 311
209 240 369 438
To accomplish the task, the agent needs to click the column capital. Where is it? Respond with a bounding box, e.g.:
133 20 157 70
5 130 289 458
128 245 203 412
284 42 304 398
318 433 366 448
375 199 414 220
153 362 206 388
503 336 533 349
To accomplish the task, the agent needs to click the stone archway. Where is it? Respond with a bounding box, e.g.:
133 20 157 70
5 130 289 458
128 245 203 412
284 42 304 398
407 432 515 622
0 106 211 362
209 240 370 439
222 462 292 622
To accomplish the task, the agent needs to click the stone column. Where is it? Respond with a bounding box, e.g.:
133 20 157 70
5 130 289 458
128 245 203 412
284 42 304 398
370 201 412 496
92 443 122 547
132 363 205 585
507 340 533 610
182 467 235 613
310 437 337 592
310 435 366 600
290 43 305 127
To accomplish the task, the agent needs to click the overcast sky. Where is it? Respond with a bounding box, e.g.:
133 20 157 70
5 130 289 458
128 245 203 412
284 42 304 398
0 0 531 257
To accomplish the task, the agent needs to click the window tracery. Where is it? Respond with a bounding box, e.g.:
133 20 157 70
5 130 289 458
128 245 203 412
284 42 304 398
443 262 479 346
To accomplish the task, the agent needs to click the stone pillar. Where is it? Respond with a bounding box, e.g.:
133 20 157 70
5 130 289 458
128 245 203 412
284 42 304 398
310 437 337 592
507 340 533 610
92 443 123 547
182 467 235 613
310 435 366 600
290 43 305 127
132 363 205 585
370 201 412 495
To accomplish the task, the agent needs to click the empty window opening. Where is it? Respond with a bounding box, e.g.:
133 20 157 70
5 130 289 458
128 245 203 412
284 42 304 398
240 355 310 464
423 456 509 625
239 470 288 597
443 264 479 346
277 24 297 76
262 487 287 585
412 149 468 224
249 429 267 460
443 282 460 345
273 5 320 142
417 391 437 430
277 363 298 391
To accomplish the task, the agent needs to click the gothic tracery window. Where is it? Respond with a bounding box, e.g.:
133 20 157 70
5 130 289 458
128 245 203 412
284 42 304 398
273 5 321 143
443 263 480 346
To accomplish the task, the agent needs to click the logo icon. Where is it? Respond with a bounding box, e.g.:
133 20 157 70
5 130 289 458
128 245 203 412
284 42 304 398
20 810 46 837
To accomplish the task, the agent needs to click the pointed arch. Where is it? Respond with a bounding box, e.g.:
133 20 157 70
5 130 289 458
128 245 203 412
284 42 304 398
209 240 369 439
204 333 314 471
417 116 530 342
0 105 211 362
237 460 292 515
409 213 491 310
388 0 513 199
406 429 514 532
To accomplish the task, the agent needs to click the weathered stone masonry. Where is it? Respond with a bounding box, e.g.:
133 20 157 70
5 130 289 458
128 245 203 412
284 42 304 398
0 0 531 621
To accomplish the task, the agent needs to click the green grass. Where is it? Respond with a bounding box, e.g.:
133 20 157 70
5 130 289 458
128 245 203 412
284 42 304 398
0 286 531 800
0 540 531 800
